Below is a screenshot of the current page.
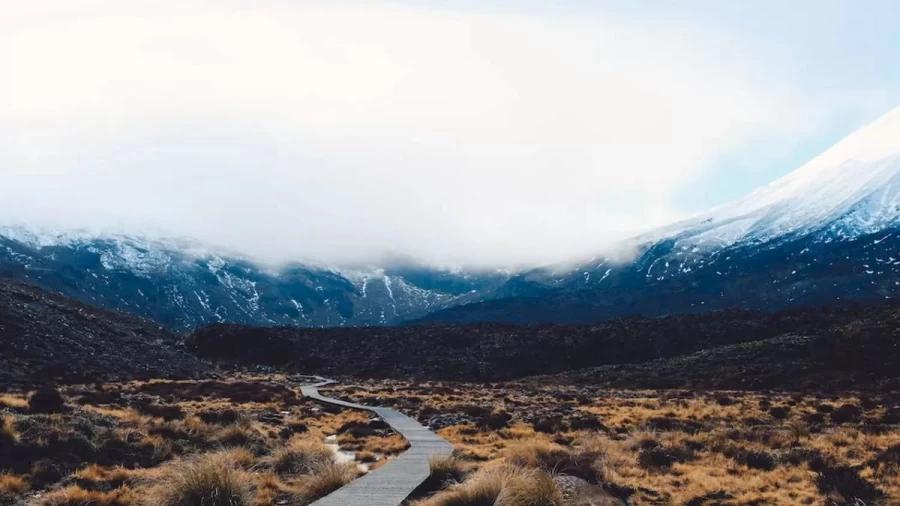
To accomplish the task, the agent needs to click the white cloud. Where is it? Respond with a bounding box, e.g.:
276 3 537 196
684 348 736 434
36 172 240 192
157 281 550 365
0 1 829 266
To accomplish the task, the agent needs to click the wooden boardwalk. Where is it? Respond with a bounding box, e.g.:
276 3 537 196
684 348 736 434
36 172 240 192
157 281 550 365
300 378 454 506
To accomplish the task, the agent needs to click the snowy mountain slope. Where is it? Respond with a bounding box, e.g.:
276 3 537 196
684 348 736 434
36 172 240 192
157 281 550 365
422 106 900 324
0 225 509 329
642 104 900 248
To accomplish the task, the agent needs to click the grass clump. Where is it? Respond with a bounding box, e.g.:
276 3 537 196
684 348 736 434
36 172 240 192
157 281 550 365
0 474 29 498
300 461 357 501
416 465 563 506
270 438 334 475
504 440 601 482
145 450 253 506
0 415 18 448
40 485 136 506
429 455 472 484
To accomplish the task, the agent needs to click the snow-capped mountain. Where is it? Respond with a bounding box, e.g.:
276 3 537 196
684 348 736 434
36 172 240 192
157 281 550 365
0 225 509 329
423 106 900 324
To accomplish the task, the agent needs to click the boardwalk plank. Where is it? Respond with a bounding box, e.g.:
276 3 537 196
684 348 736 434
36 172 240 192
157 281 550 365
300 379 454 506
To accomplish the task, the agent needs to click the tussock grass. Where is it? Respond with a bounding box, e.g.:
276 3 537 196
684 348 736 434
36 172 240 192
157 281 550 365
504 440 602 482
300 461 357 501
269 438 334 475
72 464 152 488
0 393 28 409
429 455 472 484
0 474 29 497
145 450 253 506
0 415 18 448
39 485 136 506
416 465 563 506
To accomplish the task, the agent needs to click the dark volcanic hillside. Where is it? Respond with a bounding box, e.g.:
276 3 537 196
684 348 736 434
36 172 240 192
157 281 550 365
420 229 900 325
187 301 900 388
0 279 209 386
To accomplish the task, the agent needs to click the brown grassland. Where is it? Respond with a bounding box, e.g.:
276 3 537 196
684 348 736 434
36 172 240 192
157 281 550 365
0 374 405 506
326 380 900 506
1 374 898 505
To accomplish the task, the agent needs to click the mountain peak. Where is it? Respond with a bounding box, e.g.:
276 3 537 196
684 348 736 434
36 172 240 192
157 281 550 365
652 105 900 248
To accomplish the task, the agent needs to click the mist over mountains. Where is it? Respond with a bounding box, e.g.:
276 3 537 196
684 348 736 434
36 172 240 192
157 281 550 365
3 106 900 329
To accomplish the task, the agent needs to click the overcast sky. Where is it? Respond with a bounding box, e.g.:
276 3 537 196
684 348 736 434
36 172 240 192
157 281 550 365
2 1 899 267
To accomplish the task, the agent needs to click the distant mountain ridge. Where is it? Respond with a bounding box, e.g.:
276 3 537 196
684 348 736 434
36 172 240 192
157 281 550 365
0 226 509 329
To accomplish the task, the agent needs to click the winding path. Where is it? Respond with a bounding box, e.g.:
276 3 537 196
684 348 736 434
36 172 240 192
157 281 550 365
300 378 454 506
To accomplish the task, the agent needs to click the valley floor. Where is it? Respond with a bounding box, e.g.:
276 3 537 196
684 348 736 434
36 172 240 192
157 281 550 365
0 374 408 506
1 373 898 505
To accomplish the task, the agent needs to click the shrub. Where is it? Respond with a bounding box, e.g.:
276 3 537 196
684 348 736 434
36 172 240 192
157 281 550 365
198 409 240 426
480 410 512 430
714 395 736 406
30 459 66 488
830 404 862 424
146 451 253 506
731 449 776 471
803 412 826 425
768 406 791 420
871 443 900 477
568 414 605 431
28 387 67 413
815 464 882 503
532 416 565 434
637 447 676 470
881 407 900 424
136 403 185 421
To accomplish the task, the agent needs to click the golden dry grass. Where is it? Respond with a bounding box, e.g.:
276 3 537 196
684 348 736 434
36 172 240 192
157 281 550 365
0 415 18 447
428 455 473 484
0 473 29 497
144 450 253 506
269 437 334 475
7 373 899 505
0 393 28 409
39 485 137 506
416 464 562 506
331 379 900 505
297 461 358 501
0 375 414 504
